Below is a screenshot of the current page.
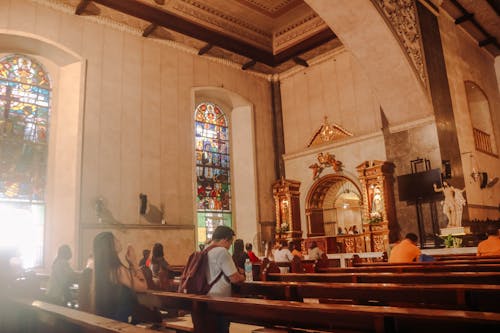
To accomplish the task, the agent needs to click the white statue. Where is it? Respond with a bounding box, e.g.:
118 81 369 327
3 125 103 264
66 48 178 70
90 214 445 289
433 182 466 228
453 187 466 227
433 182 456 227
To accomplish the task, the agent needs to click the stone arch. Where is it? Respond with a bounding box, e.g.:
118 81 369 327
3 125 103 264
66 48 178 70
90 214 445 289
464 81 497 155
305 0 433 125
305 173 362 237
192 87 258 246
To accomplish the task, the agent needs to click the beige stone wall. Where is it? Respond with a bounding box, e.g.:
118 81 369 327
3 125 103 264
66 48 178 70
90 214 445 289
280 49 382 155
1 0 275 269
438 11 500 220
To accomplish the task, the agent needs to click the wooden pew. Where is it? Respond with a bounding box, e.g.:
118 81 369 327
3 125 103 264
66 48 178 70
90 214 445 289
141 291 500 333
318 263 500 273
3 297 161 333
265 271 500 284
233 281 500 312
355 257 500 267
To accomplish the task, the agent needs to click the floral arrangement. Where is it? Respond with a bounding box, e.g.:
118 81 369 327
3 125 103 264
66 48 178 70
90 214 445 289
276 222 289 234
368 212 383 224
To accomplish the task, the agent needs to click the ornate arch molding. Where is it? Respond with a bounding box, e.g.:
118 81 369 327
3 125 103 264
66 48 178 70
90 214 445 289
305 173 361 236
371 0 428 89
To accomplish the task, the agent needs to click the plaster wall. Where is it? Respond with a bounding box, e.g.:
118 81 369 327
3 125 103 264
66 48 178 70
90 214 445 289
0 0 275 268
438 10 500 220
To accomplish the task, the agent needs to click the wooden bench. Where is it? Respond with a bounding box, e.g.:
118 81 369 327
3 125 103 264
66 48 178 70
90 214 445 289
265 271 500 284
141 290 500 333
3 297 162 333
233 281 500 312
354 258 500 267
318 263 500 273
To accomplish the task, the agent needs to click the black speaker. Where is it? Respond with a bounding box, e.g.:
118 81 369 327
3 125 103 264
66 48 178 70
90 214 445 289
442 160 451 179
139 193 148 215
480 172 488 189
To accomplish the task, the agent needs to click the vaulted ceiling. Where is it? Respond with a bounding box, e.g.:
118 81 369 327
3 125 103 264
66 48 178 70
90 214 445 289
65 1 499 74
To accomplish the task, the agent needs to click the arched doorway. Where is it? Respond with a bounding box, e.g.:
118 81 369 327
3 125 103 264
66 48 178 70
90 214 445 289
305 174 362 237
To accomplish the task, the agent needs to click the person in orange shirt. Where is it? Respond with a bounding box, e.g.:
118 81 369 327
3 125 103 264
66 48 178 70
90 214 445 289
388 233 421 263
477 226 500 256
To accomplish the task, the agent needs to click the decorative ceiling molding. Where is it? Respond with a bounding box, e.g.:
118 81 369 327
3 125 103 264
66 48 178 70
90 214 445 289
172 0 272 50
372 0 428 88
236 0 302 17
273 13 327 52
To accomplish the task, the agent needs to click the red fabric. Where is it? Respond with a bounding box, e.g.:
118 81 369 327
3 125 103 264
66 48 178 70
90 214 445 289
247 250 260 263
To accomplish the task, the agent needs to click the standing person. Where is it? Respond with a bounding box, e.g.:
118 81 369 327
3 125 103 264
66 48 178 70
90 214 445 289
477 225 500 256
388 233 421 263
46 244 78 305
308 241 323 260
232 239 248 270
245 243 260 263
93 232 147 323
206 225 245 333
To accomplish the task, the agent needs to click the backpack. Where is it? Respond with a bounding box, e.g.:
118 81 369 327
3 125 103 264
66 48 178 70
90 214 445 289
177 244 223 294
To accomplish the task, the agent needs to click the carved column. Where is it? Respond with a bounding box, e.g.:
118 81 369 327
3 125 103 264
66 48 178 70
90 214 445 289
356 161 399 252
272 178 302 242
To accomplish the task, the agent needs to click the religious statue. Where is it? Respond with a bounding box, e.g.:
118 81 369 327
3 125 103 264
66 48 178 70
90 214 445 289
453 187 466 227
309 152 343 179
371 186 382 214
433 182 466 228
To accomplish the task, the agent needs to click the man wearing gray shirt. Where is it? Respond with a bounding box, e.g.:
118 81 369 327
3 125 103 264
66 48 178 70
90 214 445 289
206 226 245 332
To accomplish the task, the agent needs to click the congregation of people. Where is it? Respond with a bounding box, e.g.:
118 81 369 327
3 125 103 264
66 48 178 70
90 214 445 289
2 223 500 333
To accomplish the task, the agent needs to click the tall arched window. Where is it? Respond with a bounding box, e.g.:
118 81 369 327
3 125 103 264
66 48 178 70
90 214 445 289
195 102 231 245
0 54 51 268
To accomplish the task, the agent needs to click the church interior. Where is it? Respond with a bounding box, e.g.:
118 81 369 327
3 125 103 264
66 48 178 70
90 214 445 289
1 0 500 332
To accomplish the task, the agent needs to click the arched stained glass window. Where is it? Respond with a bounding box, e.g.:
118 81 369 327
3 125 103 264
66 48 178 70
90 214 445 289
0 54 51 268
195 102 231 245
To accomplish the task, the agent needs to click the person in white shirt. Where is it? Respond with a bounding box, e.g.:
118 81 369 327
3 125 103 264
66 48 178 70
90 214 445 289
273 240 294 273
308 241 324 260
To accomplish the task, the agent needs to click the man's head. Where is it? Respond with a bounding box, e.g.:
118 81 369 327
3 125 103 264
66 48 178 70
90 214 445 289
405 233 418 244
212 225 235 249
486 225 499 236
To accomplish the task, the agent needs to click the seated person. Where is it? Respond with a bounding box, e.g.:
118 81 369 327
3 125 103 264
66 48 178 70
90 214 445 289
232 239 249 270
46 245 78 306
477 225 500 256
138 249 150 268
308 241 324 260
274 241 294 273
93 232 147 323
245 243 260 263
289 241 303 259
150 243 173 278
388 233 421 263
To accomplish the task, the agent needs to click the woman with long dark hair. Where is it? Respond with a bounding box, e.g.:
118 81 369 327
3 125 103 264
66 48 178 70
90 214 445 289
93 232 147 322
150 243 170 278
232 238 248 270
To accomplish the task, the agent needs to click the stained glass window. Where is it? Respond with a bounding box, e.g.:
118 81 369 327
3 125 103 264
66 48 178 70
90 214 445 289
0 54 51 268
195 102 231 245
